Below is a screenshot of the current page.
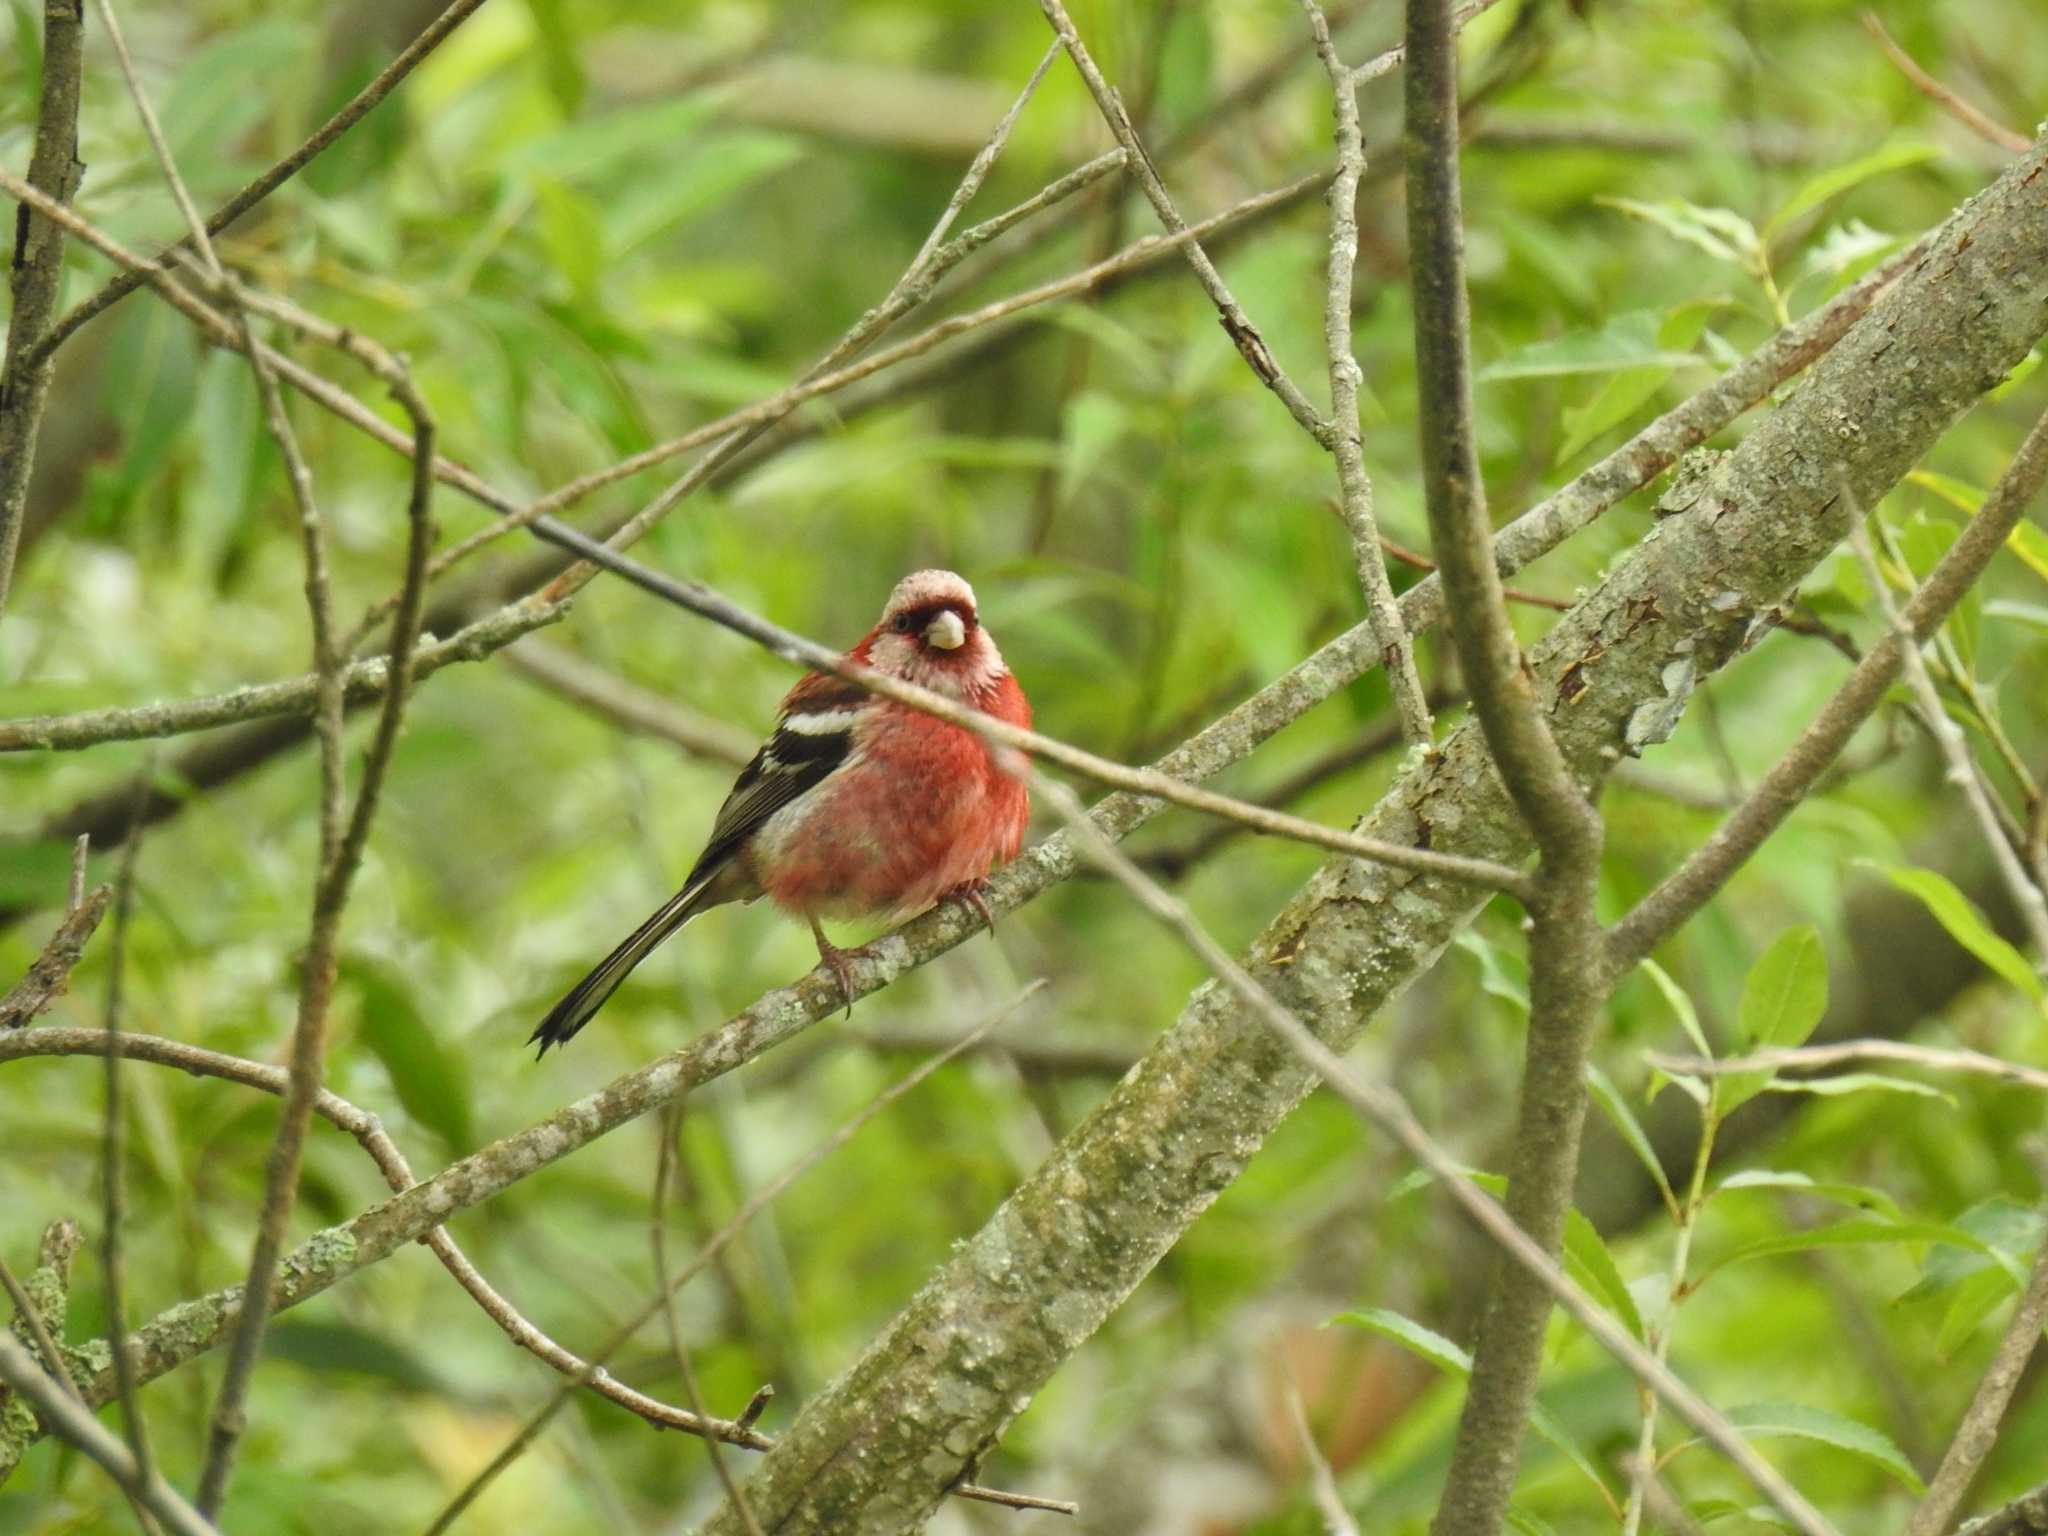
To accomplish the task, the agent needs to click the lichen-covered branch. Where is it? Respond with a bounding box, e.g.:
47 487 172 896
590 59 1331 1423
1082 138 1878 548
691 131 2048 1535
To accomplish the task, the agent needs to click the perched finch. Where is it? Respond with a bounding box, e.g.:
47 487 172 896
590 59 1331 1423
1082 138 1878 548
530 569 1031 1055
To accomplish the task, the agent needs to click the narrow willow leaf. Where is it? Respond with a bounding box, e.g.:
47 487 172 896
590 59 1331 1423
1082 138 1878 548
1863 863 2046 1003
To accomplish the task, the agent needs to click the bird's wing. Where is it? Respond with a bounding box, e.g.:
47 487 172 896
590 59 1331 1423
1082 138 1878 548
686 673 870 883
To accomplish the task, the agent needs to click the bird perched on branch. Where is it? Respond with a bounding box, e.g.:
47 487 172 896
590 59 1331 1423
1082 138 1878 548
530 569 1032 1056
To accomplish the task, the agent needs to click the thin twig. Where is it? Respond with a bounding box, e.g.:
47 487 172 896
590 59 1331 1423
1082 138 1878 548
28 0 492 368
1604 404 2048 977
503 641 756 764
0 0 86 614
1302 0 1434 747
1037 0 1333 443
98 764 154 1492
1399 2 1608 1530
1905 1203 2048 1536
654 1108 765 1536
1964 1476 2048 1536
526 524 1536 897
0 602 567 752
1378 537 1570 610
1287 1384 1362 1536
1647 1041 2048 1095
1029 770 1837 1536
1847 506 2048 972
426 984 1068 1533
0 1332 217 1536
1861 13 2030 155
0 885 112 1026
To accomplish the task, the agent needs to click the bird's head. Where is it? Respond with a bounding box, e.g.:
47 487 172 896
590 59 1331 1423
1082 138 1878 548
860 569 1008 700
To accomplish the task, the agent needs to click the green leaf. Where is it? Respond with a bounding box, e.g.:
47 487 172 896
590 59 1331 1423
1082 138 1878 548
1586 1063 1676 1216
2006 520 2048 586
1864 863 2045 1003
1739 926 1829 1048
1456 928 1529 1016
1905 469 1984 513
1332 1308 1614 1501
1898 1199 2043 1302
1936 1264 2019 1358
1600 197 1761 268
1641 958 1713 1059
1710 1170 1901 1221
1720 1401 1926 1493
1698 1219 2006 1290
343 957 475 1151
1563 1207 1646 1341
1764 141 1941 242
1719 927 1827 1112
1480 309 1702 382
1762 1072 1954 1106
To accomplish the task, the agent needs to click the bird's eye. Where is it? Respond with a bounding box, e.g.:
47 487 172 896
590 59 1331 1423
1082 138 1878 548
891 613 916 634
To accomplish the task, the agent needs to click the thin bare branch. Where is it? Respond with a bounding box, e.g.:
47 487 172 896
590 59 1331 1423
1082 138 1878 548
523 523 1534 896
1967 1476 2048 1536
0 601 566 753
1302 0 1433 747
0 0 86 613
1037 0 1333 443
0 885 111 1025
503 641 756 764
1604 404 2048 975
0 1332 216 1536
1861 13 2030 155
1287 1384 1361 1536
1647 1041 2048 1094
1848 513 2048 971
29 0 492 367
1906 1203 2048 1536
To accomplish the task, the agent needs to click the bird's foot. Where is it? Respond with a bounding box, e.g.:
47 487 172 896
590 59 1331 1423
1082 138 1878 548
942 880 998 938
809 920 870 1019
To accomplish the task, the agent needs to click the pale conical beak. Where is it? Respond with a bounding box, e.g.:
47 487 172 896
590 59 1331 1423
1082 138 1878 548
925 610 967 650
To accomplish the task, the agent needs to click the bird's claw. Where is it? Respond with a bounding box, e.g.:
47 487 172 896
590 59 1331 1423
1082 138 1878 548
944 881 998 938
809 921 867 1019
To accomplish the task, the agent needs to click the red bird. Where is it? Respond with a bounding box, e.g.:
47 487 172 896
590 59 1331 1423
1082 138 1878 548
530 570 1031 1055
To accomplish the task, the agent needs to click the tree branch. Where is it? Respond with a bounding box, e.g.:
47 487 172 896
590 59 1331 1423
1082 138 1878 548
1302 0 1433 747
0 0 85 614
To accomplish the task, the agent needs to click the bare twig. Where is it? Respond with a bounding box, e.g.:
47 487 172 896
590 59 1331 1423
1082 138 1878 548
1861 13 2030 155
1604 404 2048 976
1302 0 1434 747
1378 537 1570 610
1965 1476 2048 1536
503 641 756 764
0 885 111 1026
0 1332 216 1536
0 601 567 752
1400 2 1608 1530
1036 0 1332 442
1906 1204 2048 1536
0 0 86 613
1647 1041 2048 1095
1848 506 2048 971
97 777 154 1495
654 1110 765 1536
28 0 492 368
1029 770 1836 1536
522 524 1536 897
428 984 1067 1533
1287 1384 1361 1536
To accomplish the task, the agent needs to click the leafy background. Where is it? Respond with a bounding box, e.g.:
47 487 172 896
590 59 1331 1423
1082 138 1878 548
2 0 2045 1531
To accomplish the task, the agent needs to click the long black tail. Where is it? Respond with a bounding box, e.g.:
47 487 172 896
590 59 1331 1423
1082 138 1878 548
529 879 715 1056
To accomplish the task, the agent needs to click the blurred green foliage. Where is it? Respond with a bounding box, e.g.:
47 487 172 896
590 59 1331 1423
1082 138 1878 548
2 0 2045 1531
